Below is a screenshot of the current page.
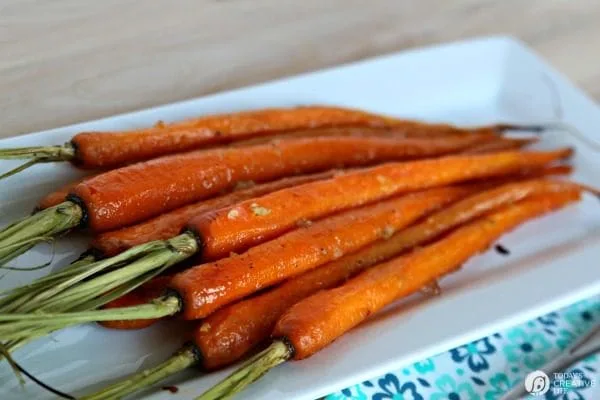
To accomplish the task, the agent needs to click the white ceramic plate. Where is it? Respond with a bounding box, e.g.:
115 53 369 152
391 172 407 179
1 36 600 400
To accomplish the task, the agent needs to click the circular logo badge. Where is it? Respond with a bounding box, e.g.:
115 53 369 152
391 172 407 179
524 370 551 396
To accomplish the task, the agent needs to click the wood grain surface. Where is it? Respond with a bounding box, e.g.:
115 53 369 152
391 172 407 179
1 0 598 138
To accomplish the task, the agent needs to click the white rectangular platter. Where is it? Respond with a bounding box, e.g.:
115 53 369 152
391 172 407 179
1 36 600 400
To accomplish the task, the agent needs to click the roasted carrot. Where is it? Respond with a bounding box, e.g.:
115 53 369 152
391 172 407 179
462 137 537 154
98 176 577 332
0 102 554 177
72 135 497 233
0 135 496 265
80 179 586 400
197 191 581 400
91 171 335 257
0 106 402 172
187 148 572 260
0 186 481 339
277 193 580 359
229 123 502 147
0 149 574 340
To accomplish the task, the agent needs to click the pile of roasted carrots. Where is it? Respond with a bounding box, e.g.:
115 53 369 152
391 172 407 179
0 105 593 399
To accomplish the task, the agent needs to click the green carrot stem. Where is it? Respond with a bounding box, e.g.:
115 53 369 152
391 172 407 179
0 296 181 340
0 201 82 266
0 274 162 362
81 344 200 400
0 144 75 180
12 240 171 313
0 143 75 161
33 233 196 312
196 341 292 400
0 253 97 306
0 242 37 267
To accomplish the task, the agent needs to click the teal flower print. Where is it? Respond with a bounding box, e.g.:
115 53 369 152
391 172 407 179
563 301 597 335
556 329 577 351
484 373 518 400
373 374 424 400
414 358 435 374
326 384 368 400
538 312 560 327
503 328 551 369
429 374 480 400
450 338 496 372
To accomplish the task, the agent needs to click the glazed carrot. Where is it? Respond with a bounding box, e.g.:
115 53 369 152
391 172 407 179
0 106 402 171
98 176 577 332
279 192 581 358
74 135 500 233
0 186 480 338
91 171 335 257
0 150 574 341
230 123 503 147
0 102 554 177
188 148 573 260
462 137 537 154
198 191 581 400
0 135 497 265
193 177 582 366
84 180 584 399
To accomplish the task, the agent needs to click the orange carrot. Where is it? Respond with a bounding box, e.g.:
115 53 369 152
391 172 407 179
99 177 578 333
187 148 572 260
72 135 494 233
0 150 573 340
276 191 581 359
0 106 402 172
230 123 502 147
170 186 503 320
192 177 582 367
91 171 335 256
71 106 404 168
463 137 537 154
0 135 497 265
196 191 580 400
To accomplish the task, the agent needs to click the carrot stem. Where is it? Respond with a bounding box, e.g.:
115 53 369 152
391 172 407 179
0 144 76 181
0 144 75 160
196 341 291 400
0 254 97 312
0 272 170 363
0 296 180 340
0 234 197 342
0 202 82 266
81 344 199 400
2 233 196 316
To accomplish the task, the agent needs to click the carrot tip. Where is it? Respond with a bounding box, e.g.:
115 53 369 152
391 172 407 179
499 122 600 152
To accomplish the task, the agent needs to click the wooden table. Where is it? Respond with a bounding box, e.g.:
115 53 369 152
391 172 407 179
1 0 599 138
